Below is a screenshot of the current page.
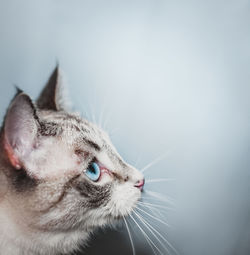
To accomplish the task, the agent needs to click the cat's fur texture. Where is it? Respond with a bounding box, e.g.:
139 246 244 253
0 67 144 255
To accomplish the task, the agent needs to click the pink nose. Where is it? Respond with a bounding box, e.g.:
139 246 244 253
134 179 145 191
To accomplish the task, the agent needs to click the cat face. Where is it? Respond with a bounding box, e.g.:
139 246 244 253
1 67 144 237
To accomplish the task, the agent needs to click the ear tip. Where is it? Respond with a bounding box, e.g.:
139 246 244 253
8 87 32 109
51 64 64 84
13 92 32 103
55 59 60 68
8 92 36 118
54 61 62 75
37 65 70 111
14 86 23 95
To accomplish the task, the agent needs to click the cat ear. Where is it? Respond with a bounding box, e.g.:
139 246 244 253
36 66 71 111
3 92 39 169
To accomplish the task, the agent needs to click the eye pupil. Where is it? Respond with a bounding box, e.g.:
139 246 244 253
85 162 101 182
89 164 96 174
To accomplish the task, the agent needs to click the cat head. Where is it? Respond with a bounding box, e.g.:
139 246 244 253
1 67 144 235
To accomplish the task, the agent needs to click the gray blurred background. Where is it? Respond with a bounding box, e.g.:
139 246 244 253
0 0 250 254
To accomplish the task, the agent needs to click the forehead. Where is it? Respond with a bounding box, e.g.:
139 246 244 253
38 110 126 170
38 110 110 148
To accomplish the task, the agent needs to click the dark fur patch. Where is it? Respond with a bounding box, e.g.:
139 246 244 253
74 180 111 208
11 168 37 193
84 139 101 151
39 121 60 136
73 125 81 132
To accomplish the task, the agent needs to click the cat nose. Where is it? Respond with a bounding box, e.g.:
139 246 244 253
134 178 145 191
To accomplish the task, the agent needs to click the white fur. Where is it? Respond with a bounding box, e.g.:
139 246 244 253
24 138 80 180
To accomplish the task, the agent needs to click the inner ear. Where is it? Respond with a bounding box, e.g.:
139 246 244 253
37 65 69 111
3 92 39 169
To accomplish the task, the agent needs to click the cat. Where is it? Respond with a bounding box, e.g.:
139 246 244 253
0 67 145 255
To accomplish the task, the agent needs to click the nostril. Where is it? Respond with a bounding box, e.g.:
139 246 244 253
134 178 145 191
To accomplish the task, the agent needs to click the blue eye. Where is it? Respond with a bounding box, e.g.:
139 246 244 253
85 162 101 181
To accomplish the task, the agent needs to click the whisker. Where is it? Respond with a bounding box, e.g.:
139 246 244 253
135 198 165 219
87 102 97 124
134 210 179 255
123 216 136 255
98 108 105 128
129 213 162 255
98 101 108 129
128 214 158 255
138 201 175 211
103 112 113 130
134 154 142 169
143 190 176 205
136 205 171 228
140 151 171 174
108 127 120 136
142 196 170 203
146 178 175 184
133 210 171 254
